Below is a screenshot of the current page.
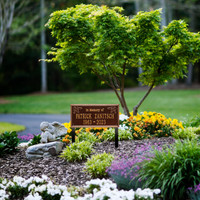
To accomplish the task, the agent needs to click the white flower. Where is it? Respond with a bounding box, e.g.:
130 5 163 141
28 184 36 191
60 191 74 200
24 192 42 200
0 184 6 190
119 124 129 130
135 188 157 199
119 114 129 121
153 188 161 195
41 175 48 181
33 177 44 183
0 189 9 200
34 185 47 193
13 176 25 186
58 185 68 191
2 180 7 185
6 181 14 187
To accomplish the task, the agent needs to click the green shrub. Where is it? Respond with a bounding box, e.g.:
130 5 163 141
102 128 133 141
138 139 200 200
28 134 41 146
194 126 200 135
173 127 197 140
60 141 93 162
7 184 29 200
77 132 98 144
0 131 19 156
184 116 200 127
85 152 114 178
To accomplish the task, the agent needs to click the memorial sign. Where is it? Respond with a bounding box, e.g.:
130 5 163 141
70 104 119 148
71 104 119 128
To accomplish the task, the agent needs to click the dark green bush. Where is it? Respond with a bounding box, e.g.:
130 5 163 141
138 139 200 200
28 134 41 146
0 131 19 156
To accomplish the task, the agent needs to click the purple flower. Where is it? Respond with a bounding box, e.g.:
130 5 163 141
18 133 41 141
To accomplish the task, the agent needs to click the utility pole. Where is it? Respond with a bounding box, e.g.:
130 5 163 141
40 0 47 92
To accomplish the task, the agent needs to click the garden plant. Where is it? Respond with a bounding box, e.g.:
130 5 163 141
46 4 200 116
1 112 200 199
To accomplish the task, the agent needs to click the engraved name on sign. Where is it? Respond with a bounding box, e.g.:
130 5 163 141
71 104 119 128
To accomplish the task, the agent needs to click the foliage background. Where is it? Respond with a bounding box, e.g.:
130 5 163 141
0 0 200 95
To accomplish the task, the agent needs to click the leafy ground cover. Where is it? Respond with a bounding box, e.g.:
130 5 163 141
0 122 25 134
0 89 200 121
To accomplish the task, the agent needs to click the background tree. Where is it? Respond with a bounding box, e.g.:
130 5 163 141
0 0 19 66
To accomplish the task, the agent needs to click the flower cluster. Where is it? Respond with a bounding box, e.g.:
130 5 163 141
107 142 162 190
84 179 160 200
62 112 183 143
123 111 183 139
62 122 107 144
0 176 161 200
18 134 35 141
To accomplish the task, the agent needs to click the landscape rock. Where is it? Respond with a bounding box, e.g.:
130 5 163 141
25 141 64 160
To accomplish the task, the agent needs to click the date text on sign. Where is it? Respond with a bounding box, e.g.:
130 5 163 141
71 104 119 128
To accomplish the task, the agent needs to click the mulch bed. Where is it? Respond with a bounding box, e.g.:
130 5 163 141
0 137 175 187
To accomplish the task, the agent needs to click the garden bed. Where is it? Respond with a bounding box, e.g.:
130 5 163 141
0 137 175 187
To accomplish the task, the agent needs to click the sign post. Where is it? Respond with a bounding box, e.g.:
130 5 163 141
71 104 119 148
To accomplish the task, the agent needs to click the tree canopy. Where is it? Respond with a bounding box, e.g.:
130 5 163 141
46 4 200 115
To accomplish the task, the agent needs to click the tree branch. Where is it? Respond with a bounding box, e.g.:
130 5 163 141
133 81 155 116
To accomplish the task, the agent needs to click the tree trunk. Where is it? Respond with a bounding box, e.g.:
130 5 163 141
113 88 130 117
40 0 47 92
186 6 195 85
186 63 193 85
0 0 16 66
160 0 166 27
133 83 154 115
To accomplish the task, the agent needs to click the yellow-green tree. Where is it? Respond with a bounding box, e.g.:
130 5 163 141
46 4 200 116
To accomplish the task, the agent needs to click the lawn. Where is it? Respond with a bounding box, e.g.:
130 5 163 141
0 122 25 134
0 89 200 121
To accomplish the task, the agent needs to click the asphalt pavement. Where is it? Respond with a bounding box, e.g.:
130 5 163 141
0 114 70 135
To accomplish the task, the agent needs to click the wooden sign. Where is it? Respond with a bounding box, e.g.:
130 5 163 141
71 104 119 128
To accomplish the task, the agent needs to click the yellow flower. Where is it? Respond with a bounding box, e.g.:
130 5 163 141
67 128 72 133
148 111 153 115
143 111 148 115
62 138 70 143
86 128 91 132
63 122 71 129
96 132 100 136
134 126 140 132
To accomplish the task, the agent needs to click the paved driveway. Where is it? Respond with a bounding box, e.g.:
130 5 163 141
0 114 70 135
